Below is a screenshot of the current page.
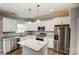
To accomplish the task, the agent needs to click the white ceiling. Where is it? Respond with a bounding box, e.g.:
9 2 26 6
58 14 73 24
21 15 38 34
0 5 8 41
0 3 78 18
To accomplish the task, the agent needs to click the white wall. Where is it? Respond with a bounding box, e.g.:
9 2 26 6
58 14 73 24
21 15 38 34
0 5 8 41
69 7 79 55
0 17 3 52
77 17 79 54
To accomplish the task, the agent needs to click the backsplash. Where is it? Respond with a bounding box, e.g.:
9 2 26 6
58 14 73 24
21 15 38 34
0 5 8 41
2 31 54 38
2 32 19 38
25 31 54 36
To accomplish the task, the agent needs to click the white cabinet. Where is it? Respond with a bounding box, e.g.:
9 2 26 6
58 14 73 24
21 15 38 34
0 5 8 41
53 18 62 25
24 22 37 31
24 16 70 31
45 23 54 31
53 16 70 25
3 18 11 32
20 36 27 47
3 39 11 54
40 20 54 31
62 17 70 24
20 35 36 42
20 37 27 42
3 17 17 32
3 38 19 54
24 23 31 31
32 22 38 31
48 39 54 48
10 19 17 31
44 36 54 48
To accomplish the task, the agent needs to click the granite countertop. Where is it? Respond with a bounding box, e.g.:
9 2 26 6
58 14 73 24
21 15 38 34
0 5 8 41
2 35 53 39
2 36 20 40
18 39 48 51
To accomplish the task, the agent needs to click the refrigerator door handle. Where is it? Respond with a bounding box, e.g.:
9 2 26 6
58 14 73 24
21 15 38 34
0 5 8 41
54 35 58 40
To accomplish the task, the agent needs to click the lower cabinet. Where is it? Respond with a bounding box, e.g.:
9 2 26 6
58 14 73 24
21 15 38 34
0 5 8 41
3 39 11 54
3 38 20 54
44 36 54 49
48 39 54 48
20 37 26 42
20 37 26 47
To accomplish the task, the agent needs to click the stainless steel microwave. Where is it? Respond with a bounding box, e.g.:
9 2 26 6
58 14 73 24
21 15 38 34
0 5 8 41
38 26 45 31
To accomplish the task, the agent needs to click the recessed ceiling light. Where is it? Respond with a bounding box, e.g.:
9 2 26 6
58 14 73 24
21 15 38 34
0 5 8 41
36 19 40 23
50 9 54 12
28 21 32 23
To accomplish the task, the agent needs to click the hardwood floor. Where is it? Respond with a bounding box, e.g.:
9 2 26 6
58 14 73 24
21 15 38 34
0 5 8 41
2 48 63 55
48 48 64 55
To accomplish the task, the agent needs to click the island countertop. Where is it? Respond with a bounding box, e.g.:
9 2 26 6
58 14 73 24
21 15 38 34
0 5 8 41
18 39 48 51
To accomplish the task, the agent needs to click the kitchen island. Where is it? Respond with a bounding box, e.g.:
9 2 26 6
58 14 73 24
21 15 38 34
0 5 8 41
18 39 48 55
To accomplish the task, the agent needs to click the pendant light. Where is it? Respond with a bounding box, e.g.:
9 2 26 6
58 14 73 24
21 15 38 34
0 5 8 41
28 8 32 23
28 21 32 23
36 4 40 23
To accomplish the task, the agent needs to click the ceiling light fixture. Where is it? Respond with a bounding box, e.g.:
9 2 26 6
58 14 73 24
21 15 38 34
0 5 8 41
37 19 40 23
28 21 32 24
36 4 40 23
28 8 32 18
28 8 32 24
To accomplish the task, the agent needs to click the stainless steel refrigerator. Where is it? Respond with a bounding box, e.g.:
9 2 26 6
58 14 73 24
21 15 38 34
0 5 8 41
54 24 70 54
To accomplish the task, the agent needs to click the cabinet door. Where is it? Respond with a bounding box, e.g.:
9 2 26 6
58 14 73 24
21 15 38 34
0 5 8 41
48 39 54 48
20 37 26 47
20 37 27 42
3 18 11 32
3 17 17 32
32 22 37 31
62 18 70 24
44 37 54 48
12 39 17 50
11 19 17 31
3 39 11 53
25 23 37 31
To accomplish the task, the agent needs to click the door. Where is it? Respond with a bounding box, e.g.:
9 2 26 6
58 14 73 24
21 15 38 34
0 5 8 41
54 26 59 51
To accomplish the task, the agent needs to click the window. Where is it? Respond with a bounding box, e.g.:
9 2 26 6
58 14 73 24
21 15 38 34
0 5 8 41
17 24 26 33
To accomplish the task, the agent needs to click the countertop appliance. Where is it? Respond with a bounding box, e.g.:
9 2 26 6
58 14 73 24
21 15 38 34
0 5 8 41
54 24 70 55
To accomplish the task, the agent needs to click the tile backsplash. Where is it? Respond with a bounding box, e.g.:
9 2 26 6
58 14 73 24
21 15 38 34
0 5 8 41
2 32 19 38
2 31 54 38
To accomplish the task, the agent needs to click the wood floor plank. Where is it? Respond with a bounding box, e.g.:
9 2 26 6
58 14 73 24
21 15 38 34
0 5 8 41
5 48 64 55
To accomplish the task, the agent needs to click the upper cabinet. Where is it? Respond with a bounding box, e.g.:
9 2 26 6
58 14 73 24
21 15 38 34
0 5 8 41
24 22 37 31
62 17 70 24
3 17 17 32
24 16 70 31
53 16 70 25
